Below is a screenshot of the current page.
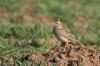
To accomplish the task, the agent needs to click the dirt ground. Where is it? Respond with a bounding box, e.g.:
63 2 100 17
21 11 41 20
44 43 100 66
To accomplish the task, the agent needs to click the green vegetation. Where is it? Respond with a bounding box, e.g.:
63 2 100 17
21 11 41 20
0 0 100 65
0 23 53 56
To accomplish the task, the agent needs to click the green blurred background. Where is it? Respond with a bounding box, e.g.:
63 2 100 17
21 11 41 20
0 0 100 58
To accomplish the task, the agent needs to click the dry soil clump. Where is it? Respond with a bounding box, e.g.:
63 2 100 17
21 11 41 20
44 43 100 66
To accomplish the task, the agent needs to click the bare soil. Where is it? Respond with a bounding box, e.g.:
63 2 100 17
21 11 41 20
44 43 100 66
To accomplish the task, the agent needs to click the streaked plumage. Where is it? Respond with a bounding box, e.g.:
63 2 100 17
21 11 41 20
53 19 78 45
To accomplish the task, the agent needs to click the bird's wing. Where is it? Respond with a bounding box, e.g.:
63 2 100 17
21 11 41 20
58 28 76 42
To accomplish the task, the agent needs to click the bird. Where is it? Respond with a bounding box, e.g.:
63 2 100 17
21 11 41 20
53 19 80 46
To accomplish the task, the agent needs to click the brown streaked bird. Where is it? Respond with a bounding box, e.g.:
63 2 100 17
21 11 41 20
53 19 80 45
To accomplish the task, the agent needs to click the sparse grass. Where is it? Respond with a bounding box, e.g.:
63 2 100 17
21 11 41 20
0 23 54 66
0 23 53 56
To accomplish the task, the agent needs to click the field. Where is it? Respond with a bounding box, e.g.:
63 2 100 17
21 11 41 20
0 0 100 66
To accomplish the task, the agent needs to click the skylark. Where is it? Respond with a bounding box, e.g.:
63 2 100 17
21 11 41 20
53 19 80 45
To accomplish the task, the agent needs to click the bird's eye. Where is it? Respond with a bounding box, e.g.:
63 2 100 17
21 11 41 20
56 22 59 24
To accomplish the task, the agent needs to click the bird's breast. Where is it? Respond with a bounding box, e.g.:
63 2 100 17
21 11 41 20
59 36 68 43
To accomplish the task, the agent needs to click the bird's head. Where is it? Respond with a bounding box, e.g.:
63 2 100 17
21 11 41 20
54 19 63 29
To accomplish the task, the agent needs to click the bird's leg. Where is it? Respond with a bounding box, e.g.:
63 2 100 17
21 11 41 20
61 42 66 47
56 42 61 48
60 42 68 52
